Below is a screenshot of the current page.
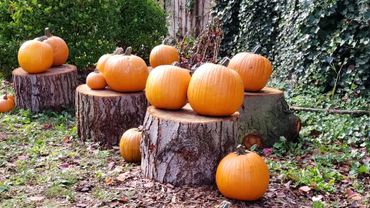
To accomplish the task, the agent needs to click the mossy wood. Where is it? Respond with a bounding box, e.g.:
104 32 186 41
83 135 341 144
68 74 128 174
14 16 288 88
141 105 239 186
239 87 301 148
76 84 147 148
12 64 77 112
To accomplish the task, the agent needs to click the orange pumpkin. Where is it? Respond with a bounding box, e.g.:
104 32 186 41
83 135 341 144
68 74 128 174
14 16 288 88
145 65 191 110
18 40 54 73
0 95 15 113
86 71 107 90
228 52 272 92
187 63 244 116
96 48 124 73
149 44 180 68
119 128 142 163
216 145 270 201
43 28 69 66
104 47 148 92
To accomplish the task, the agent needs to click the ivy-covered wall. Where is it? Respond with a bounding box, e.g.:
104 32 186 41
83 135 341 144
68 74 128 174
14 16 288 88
214 0 369 97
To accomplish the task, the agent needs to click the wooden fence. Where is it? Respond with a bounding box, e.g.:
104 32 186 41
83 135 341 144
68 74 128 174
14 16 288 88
156 0 215 37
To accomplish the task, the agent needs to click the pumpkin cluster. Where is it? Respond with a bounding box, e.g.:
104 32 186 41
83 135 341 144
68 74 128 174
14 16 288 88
18 28 69 74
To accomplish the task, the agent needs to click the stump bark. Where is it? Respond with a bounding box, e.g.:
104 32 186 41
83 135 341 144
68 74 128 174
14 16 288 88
76 84 147 147
239 87 301 148
141 105 239 186
12 65 78 112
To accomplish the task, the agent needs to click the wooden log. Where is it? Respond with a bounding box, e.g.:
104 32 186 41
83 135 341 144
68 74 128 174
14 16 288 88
239 87 301 148
141 105 239 186
12 64 77 112
76 84 147 148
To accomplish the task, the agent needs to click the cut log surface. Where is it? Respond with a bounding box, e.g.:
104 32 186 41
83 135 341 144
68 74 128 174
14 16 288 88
12 65 78 112
76 84 147 147
239 87 301 147
141 105 239 186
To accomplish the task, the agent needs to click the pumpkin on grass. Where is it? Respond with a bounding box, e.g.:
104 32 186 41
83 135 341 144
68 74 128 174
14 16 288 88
145 65 191 110
86 71 107 90
0 94 15 113
216 145 270 201
228 52 272 92
104 47 149 92
149 44 180 68
119 128 142 163
187 63 244 116
18 40 53 73
42 27 69 66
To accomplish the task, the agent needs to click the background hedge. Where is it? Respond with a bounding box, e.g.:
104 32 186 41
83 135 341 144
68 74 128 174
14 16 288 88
0 0 167 78
214 0 369 98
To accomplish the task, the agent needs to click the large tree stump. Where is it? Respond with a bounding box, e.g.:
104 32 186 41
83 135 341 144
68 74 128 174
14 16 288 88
239 87 301 148
141 105 239 186
76 84 147 147
12 65 77 112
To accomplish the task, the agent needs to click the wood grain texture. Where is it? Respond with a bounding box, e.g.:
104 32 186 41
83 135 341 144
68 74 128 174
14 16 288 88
141 104 239 186
76 84 148 148
12 64 77 112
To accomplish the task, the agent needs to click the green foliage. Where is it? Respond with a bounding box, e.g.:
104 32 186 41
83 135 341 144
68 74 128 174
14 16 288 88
214 0 370 97
0 0 167 78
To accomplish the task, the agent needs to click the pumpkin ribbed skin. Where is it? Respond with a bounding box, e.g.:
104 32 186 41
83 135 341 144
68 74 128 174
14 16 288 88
145 65 191 110
18 40 53 73
96 54 112 73
0 95 15 113
104 54 149 92
119 128 142 163
86 72 107 90
228 52 272 92
216 151 270 201
44 36 69 66
187 63 244 116
149 45 180 68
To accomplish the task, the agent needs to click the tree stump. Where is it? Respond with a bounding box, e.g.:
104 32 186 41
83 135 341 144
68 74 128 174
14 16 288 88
239 87 301 148
12 64 77 112
141 105 239 186
76 84 147 147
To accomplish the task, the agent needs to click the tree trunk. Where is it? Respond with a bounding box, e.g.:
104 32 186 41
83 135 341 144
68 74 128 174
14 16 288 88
238 87 301 148
141 105 239 186
76 84 148 148
12 65 77 113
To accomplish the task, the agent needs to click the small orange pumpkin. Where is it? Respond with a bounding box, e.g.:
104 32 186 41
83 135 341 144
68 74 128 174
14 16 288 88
119 128 142 163
104 47 148 92
145 65 191 110
149 44 180 68
42 28 69 66
96 48 124 73
228 52 272 92
216 145 270 201
86 71 107 90
18 40 54 73
187 63 244 116
0 94 15 113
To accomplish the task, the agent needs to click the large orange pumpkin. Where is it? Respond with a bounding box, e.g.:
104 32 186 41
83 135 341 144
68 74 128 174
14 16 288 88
86 71 107 90
149 44 180 68
228 52 272 92
145 65 191 110
104 47 148 92
216 145 270 201
187 63 244 116
18 40 54 73
96 48 124 73
119 128 142 163
42 28 69 66
0 94 15 113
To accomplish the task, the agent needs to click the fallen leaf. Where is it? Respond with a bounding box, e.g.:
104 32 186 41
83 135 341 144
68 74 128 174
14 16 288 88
346 189 362 201
116 172 129 182
18 155 28 160
299 186 311 193
144 181 154 188
284 180 292 189
59 162 70 169
76 203 88 208
118 196 129 203
29 196 45 202
42 123 52 130
263 148 273 156
312 195 323 201
75 180 94 192
105 177 114 186
108 161 115 170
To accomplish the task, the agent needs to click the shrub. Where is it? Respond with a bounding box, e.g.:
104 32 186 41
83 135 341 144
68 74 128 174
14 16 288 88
0 0 167 78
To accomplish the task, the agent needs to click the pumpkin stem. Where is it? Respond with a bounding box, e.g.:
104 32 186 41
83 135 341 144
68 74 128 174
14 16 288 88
252 44 262 54
236 144 249 155
218 57 230 66
3 94 8 100
124 47 132 56
137 125 144 132
44 27 52 37
113 47 124 55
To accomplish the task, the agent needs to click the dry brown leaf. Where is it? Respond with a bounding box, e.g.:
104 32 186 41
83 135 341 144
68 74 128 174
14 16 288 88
105 177 114 186
299 186 311 193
